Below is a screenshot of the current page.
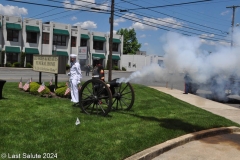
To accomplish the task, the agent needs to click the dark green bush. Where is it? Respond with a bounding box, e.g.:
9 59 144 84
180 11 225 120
66 64 70 70
13 62 20 67
26 63 32 68
122 67 126 71
113 65 119 70
6 62 12 67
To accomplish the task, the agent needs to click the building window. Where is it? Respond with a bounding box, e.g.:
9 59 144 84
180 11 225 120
7 30 19 42
26 54 33 65
27 32 37 43
80 39 87 47
42 32 49 44
93 41 104 50
7 53 18 64
53 34 67 46
112 43 119 52
71 36 76 47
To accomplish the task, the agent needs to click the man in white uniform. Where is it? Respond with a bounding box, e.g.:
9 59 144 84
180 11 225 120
68 54 82 106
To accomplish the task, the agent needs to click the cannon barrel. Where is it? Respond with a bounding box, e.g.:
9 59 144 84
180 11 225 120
108 78 121 88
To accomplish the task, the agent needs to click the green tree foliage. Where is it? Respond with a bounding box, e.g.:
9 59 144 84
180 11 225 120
116 28 141 55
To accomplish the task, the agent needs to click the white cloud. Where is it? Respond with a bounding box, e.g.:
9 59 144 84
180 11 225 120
63 0 109 11
74 21 97 29
130 17 183 31
200 33 215 38
140 34 146 38
221 10 229 16
114 17 125 26
0 4 28 16
144 43 149 46
71 16 77 20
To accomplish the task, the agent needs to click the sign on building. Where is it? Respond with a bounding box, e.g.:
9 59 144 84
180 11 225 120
78 47 87 59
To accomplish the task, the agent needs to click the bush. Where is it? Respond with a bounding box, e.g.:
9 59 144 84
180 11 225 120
20 52 26 67
122 67 126 71
66 64 70 70
29 82 50 95
113 65 119 70
26 63 32 68
55 86 70 97
13 62 20 67
6 62 12 67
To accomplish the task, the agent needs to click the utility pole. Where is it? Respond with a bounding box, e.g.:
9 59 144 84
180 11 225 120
108 0 114 82
226 5 240 47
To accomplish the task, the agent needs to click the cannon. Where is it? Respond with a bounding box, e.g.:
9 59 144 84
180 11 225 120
79 76 135 116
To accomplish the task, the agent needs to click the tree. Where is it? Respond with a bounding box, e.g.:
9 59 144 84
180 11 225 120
116 28 141 55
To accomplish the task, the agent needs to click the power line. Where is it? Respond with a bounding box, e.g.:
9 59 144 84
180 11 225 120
119 0 228 34
114 12 230 43
119 0 212 11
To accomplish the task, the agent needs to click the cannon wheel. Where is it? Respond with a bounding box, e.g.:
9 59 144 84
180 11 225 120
111 79 135 111
79 78 112 116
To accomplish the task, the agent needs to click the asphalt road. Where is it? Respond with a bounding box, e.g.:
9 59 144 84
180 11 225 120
1 67 239 108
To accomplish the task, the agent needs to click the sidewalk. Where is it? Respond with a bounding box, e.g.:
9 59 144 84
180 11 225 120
125 87 240 160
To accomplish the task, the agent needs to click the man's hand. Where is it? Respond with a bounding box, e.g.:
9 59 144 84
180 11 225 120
77 81 80 84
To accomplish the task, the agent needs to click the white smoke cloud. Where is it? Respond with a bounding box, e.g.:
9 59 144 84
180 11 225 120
0 4 28 16
118 29 240 100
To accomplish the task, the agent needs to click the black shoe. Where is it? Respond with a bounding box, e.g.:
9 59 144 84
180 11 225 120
183 93 188 94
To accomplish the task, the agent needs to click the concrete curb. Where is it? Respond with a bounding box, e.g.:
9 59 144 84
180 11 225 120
125 126 240 160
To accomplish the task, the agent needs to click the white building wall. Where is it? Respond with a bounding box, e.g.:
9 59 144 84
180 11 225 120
3 15 22 49
23 18 42 53
51 21 71 56
0 15 3 66
42 23 50 55
0 14 125 68
121 55 165 71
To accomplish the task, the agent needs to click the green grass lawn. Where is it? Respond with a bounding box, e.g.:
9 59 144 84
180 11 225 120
0 82 239 160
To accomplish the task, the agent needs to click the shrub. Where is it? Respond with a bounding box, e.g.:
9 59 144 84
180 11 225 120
20 52 26 67
122 67 126 71
26 63 32 68
29 82 50 95
66 64 70 70
13 62 20 67
6 62 12 67
55 86 70 97
113 65 119 70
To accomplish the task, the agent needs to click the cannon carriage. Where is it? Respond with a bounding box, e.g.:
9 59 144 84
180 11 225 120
79 67 135 116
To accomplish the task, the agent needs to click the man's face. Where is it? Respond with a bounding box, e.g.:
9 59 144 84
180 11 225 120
70 57 76 62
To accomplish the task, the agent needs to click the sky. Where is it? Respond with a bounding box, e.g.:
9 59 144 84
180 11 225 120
1 0 240 56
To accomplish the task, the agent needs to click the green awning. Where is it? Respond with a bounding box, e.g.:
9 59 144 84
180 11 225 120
6 23 21 30
5 46 21 53
26 25 40 33
81 34 90 39
92 53 105 59
112 55 120 60
52 51 68 56
93 36 106 42
25 48 39 54
53 29 69 36
112 38 121 44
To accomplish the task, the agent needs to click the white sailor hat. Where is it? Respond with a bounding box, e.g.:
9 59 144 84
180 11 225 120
70 54 77 58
